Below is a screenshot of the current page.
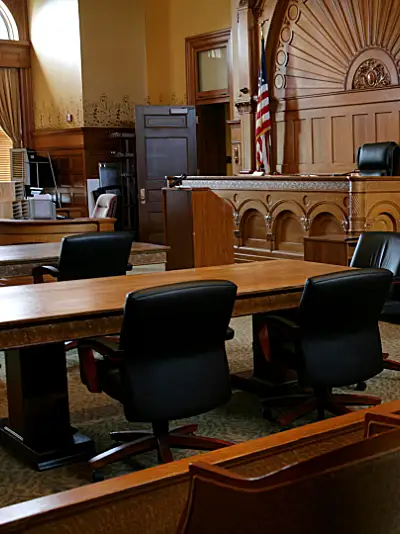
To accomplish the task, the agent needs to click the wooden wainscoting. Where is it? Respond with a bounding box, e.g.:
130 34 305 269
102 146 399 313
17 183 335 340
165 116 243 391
274 87 400 175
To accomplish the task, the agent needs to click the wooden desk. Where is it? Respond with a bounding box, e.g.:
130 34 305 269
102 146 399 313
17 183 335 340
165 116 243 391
0 218 116 246
0 260 351 470
1 400 399 534
0 242 169 280
304 234 359 266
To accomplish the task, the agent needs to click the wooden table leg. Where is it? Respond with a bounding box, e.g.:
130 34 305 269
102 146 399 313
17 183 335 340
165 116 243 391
0 342 95 471
230 313 298 397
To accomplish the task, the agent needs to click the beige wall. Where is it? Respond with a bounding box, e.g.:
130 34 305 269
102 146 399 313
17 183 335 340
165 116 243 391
79 0 147 127
28 0 232 129
145 0 232 105
29 0 83 129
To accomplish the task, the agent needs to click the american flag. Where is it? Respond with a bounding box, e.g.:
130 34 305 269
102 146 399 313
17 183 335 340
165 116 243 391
256 38 272 173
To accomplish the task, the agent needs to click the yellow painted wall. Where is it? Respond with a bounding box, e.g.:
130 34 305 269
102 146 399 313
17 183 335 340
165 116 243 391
28 0 83 129
29 0 232 129
145 0 232 105
79 0 147 127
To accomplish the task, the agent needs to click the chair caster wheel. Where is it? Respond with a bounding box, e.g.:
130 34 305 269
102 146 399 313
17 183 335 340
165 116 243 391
92 469 105 483
356 382 367 391
262 408 276 423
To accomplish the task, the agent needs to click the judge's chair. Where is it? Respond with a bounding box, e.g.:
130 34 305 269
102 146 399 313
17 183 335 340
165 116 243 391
260 269 392 426
78 280 237 479
350 231 400 376
32 231 133 283
356 141 400 176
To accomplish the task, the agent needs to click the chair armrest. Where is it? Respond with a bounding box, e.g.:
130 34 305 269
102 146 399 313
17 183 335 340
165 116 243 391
265 314 300 332
258 314 300 364
79 337 124 362
32 265 60 284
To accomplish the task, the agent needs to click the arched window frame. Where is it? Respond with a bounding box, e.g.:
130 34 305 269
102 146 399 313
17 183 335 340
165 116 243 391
0 1 19 41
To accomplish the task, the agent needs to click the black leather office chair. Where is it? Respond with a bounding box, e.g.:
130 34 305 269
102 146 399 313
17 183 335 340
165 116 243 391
32 231 134 283
261 269 392 426
78 280 237 480
356 141 400 176
350 231 400 374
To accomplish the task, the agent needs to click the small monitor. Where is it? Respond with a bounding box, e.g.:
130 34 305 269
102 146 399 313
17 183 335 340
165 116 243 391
99 162 122 189
26 150 58 188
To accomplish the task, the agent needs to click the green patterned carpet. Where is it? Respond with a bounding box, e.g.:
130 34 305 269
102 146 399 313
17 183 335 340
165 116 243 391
0 317 400 508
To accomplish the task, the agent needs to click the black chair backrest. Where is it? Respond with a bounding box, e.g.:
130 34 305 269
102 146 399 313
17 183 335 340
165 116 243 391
356 141 400 176
118 280 237 422
350 231 400 278
57 231 133 281
298 269 392 388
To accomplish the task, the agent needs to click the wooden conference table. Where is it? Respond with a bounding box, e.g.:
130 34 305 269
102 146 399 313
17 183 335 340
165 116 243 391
0 259 351 470
0 241 169 281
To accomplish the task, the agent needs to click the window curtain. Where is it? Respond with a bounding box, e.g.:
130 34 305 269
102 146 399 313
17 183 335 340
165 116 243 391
0 68 22 148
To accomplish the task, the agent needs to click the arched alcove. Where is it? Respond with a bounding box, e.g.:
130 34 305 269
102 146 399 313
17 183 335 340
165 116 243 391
274 210 303 253
309 213 343 237
241 208 269 249
369 212 397 232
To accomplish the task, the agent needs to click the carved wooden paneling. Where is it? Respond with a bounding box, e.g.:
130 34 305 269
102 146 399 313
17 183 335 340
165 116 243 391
274 86 400 173
231 0 400 173
272 0 400 99
184 175 400 261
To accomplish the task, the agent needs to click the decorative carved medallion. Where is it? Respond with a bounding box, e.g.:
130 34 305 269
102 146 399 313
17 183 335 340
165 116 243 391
300 215 311 232
341 218 349 232
264 213 272 232
272 0 400 97
352 60 391 90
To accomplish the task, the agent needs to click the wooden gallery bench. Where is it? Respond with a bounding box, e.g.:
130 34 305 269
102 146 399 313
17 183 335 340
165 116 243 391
1 401 400 534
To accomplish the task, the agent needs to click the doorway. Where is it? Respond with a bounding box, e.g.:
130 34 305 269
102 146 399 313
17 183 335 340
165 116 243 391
197 102 232 176
186 29 232 177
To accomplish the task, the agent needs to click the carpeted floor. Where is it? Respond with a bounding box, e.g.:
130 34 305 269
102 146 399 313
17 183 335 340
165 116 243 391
0 317 400 508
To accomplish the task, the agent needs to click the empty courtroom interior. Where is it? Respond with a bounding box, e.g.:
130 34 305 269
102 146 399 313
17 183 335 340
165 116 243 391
2 0 400 532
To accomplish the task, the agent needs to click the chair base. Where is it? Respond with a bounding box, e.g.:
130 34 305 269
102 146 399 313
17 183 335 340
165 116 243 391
262 391 381 427
384 358 400 371
89 423 233 470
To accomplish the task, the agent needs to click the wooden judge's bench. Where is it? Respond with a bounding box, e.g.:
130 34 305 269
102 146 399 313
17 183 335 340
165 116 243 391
182 174 400 264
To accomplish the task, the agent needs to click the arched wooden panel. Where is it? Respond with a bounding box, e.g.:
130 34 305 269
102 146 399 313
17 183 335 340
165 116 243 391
274 210 304 253
369 212 397 232
264 0 400 173
272 0 400 99
241 209 269 249
310 212 344 236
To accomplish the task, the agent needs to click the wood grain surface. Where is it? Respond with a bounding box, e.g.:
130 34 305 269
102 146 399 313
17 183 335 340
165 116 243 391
0 241 169 265
0 260 351 328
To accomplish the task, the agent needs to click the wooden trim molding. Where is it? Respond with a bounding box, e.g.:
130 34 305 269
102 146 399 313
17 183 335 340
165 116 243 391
0 40 30 68
19 68 34 147
185 28 233 108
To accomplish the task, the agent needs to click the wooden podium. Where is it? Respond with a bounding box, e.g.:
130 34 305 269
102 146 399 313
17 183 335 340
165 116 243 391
163 187 234 270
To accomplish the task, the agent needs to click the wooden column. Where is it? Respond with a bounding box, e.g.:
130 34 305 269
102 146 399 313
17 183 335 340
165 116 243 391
235 1 258 172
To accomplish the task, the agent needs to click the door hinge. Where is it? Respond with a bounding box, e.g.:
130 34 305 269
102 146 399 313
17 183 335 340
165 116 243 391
140 188 146 204
196 116 199 124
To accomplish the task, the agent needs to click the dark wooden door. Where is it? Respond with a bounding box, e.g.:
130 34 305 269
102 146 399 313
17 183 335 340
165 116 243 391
135 106 197 244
